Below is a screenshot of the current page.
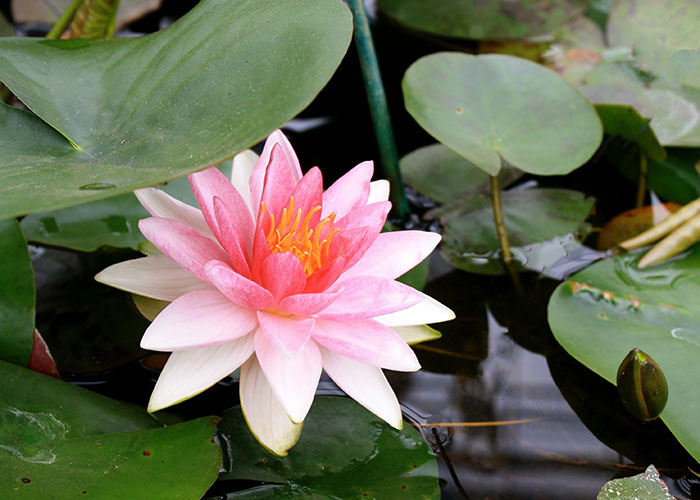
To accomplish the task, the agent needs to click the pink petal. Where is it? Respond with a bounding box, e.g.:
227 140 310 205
330 202 391 270
373 292 456 327
139 217 230 283
368 180 390 203
141 290 258 351
95 255 212 301
341 231 440 280
290 167 323 225
322 161 373 219
320 347 403 429
315 276 423 320
188 167 255 250
239 356 303 456
260 252 306 300
305 255 346 293
213 196 251 278
204 260 274 310
257 311 314 357
250 224 273 283
312 318 420 371
334 200 391 231
260 144 298 218
230 150 259 213
254 330 322 423
249 130 303 218
135 188 214 239
148 335 254 412
279 289 341 316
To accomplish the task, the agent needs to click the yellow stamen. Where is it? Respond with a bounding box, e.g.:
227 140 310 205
262 197 339 276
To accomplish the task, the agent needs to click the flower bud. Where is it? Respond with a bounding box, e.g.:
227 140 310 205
616 348 668 421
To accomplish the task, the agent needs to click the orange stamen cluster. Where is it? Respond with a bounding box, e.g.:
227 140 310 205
262 197 339 276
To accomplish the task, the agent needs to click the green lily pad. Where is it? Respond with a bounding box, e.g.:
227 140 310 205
21 162 231 252
403 53 602 176
377 0 588 40
597 465 674 500
548 246 700 462
0 220 35 366
440 188 594 275
12 0 162 30
596 104 666 162
0 0 351 219
400 143 523 206
0 360 219 499
219 396 440 499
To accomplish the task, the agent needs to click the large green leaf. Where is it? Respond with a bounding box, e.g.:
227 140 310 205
0 219 35 366
20 162 231 252
0 0 351 219
220 396 440 499
402 53 602 176
377 0 588 40
548 246 700 462
0 360 220 499
440 188 594 275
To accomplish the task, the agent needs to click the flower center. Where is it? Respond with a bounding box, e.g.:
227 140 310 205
262 196 339 276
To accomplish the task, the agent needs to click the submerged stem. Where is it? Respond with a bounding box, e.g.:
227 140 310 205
490 175 521 291
636 151 648 208
46 0 85 39
347 0 409 219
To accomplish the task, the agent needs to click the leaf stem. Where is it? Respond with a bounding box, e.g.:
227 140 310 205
636 151 647 208
346 0 409 219
490 175 521 291
46 0 85 39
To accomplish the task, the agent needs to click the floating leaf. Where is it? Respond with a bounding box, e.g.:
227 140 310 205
403 53 602 176
0 219 35 366
597 465 674 500
548 246 700 462
0 0 351 219
219 396 440 499
377 0 587 40
596 104 666 161
440 188 594 275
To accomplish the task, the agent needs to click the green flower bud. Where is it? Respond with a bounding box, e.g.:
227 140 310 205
616 348 668 422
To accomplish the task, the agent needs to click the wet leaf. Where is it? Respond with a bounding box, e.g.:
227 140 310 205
440 188 594 275
219 396 440 499
548 245 700 462
21 162 231 252
596 104 666 161
377 0 587 40
597 465 674 500
597 203 681 250
0 219 35 366
13 0 162 31
0 0 351 219
400 143 523 206
403 53 602 176
646 149 700 205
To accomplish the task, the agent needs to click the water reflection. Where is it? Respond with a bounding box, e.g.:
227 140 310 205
393 261 696 499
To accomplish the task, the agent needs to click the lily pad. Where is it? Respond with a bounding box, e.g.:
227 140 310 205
400 143 523 206
440 188 594 275
597 465 674 500
0 0 351 219
21 162 231 252
0 219 35 366
595 104 666 162
377 0 588 40
548 246 700 462
219 396 440 499
403 53 602 176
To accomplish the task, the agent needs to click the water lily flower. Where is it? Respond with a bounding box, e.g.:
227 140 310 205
96 131 454 455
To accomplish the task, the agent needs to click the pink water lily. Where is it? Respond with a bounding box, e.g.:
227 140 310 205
96 131 454 455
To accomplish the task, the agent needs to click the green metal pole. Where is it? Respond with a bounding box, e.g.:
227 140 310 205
347 0 409 219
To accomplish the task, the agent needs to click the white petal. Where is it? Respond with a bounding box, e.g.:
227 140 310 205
373 292 455 327
240 356 303 456
148 335 254 412
368 180 390 203
132 294 169 321
230 150 259 214
95 254 213 301
320 347 403 429
141 290 258 351
135 187 214 239
391 325 442 345
254 330 322 423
